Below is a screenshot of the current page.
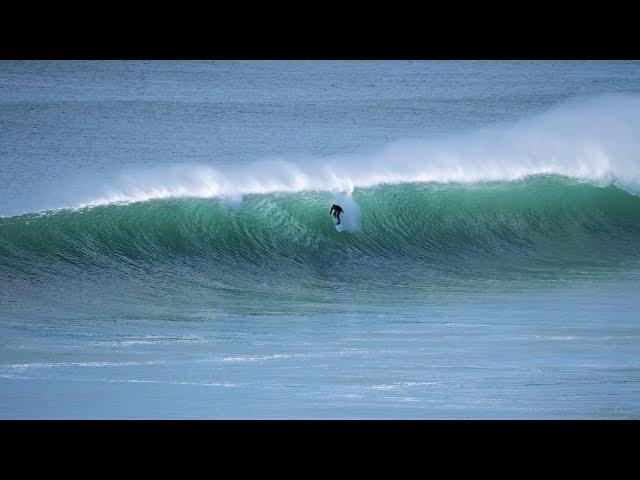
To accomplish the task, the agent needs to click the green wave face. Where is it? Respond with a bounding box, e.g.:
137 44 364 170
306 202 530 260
2 176 640 288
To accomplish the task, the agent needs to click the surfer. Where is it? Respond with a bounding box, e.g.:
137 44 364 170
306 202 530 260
330 204 344 225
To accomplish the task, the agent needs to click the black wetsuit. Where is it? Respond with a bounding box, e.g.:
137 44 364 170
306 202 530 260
330 204 344 225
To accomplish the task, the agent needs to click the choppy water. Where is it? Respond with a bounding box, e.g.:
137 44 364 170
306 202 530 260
1 61 640 418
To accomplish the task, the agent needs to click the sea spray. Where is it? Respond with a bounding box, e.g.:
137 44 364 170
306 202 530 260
332 192 361 233
3 94 640 217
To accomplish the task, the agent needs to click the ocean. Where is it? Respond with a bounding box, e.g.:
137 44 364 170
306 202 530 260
1 60 640 418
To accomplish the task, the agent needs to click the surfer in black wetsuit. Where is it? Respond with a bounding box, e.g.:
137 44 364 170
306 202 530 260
330 204 344 225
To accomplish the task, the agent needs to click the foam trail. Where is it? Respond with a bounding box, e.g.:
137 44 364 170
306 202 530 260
11 94 640 215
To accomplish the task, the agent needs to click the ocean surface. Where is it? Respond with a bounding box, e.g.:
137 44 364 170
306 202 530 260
1 60 640 418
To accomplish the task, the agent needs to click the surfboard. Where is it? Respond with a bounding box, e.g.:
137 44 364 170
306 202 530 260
333 216 343 232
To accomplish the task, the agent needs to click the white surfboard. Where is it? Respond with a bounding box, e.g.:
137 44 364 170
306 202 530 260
333 216 343 232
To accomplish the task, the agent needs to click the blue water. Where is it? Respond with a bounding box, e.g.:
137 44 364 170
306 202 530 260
1 61 640 418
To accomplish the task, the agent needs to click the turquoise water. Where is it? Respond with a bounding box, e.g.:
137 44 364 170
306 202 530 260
1 61 640 418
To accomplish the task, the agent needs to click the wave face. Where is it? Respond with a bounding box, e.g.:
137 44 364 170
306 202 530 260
3 176 640 292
